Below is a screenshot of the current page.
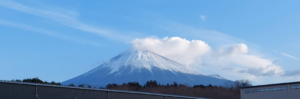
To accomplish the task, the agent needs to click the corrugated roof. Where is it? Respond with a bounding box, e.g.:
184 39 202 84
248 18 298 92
0 80 209 99
242 81 300 89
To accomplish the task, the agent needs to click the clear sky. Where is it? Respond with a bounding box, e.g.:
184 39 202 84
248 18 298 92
0 0 300 85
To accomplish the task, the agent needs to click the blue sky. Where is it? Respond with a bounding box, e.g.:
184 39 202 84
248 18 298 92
0 0 300 85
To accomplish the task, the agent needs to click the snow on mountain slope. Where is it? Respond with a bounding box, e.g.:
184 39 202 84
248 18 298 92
63 50 229 87
90 50 200 75
209 74 225 79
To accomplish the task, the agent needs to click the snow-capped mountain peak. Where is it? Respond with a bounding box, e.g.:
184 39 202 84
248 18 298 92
97 50 200 75
63 49 229 87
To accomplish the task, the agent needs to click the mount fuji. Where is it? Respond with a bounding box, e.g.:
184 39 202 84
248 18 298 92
62 50 230 87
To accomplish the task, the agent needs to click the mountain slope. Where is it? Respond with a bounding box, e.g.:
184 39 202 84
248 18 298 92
63 50 229 86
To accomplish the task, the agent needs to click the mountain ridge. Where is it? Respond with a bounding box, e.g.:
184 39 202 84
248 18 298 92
63 50 229 86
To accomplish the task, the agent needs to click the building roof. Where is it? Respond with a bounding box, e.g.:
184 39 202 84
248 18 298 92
0 80 208 99
242 81 300 89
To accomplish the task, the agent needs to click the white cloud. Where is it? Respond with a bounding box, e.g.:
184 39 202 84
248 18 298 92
0 0 131 41
0 20 102 46
283 69 300 77
205 44 284 77
281 52 300 61
200 15 206 22
123 15 299 84
132 37 286 83
132 37 211 66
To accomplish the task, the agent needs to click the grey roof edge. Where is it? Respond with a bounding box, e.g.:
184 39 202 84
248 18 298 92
0 80 210 99
242 81 300 89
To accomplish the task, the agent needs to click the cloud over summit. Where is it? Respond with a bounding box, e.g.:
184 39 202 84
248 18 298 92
131 37 285 80
132 37 210 66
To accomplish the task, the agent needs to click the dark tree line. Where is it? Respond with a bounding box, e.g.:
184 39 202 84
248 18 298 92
105 80 252 99
11 77 61 85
